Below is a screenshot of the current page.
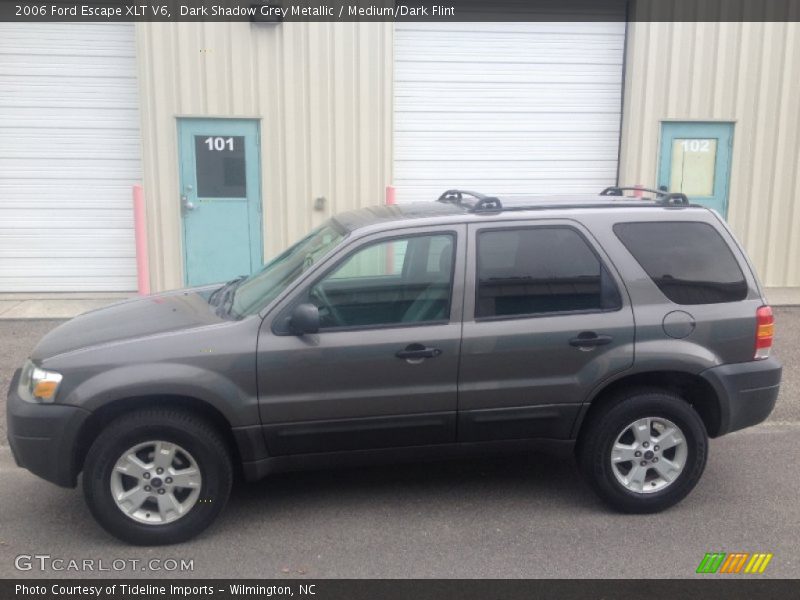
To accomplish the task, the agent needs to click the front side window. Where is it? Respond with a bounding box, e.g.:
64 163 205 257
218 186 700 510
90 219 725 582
328 239 409 280
476 227 620 319
307 233 455 330
614 221 748 304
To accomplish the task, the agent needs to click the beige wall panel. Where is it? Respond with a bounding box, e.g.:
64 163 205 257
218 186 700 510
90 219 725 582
135 21 392 291
620 6 800 298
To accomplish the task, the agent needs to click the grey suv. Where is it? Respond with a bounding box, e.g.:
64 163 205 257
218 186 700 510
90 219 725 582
7 188 782 545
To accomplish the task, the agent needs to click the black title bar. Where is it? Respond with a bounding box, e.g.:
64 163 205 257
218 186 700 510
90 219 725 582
1 1 800 22
4 579 800 600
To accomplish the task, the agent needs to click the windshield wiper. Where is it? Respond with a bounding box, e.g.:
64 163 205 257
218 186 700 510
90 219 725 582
218 276 249 317
209 275 247 310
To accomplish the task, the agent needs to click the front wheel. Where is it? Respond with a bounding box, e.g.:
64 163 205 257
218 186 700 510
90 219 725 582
83 409 232 545
578 390 708 513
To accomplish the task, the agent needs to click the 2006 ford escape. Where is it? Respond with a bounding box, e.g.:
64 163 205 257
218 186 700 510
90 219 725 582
7 187 782 545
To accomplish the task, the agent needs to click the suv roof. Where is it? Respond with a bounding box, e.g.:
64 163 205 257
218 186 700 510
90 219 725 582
333 187 706 233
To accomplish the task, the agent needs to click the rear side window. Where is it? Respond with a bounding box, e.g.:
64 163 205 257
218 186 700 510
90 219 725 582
614 222 748 305
476 227 621 318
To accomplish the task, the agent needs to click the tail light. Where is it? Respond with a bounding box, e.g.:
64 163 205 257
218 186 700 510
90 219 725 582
754 305 774 360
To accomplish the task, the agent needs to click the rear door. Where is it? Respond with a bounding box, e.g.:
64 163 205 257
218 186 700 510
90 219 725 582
458 219 634 442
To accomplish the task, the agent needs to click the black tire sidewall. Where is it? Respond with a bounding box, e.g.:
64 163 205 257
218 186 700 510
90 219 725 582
582 394 708 513
83 412 231 545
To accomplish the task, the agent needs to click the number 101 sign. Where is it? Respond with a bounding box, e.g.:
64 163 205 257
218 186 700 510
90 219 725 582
204 137 236 152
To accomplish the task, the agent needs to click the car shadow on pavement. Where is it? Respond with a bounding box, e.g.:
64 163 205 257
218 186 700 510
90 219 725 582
225 452 599 518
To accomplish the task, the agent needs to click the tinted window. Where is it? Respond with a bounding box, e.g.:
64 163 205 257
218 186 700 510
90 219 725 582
476 227 620 318
309 233 455 329
614 222 747 305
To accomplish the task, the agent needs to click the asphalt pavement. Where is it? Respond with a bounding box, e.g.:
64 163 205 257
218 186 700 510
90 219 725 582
1 310 799 578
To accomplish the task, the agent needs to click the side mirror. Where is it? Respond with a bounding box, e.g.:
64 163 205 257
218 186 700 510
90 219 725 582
289 303 320 335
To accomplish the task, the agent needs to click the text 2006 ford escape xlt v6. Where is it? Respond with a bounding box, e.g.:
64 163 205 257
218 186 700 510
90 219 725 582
7 187 782 545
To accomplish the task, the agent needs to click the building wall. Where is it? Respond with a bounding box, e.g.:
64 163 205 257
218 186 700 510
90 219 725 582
135 21 393 291
619 16 800 302
138 17 800 301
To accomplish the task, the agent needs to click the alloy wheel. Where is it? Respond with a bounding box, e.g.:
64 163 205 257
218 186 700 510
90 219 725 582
610 417 688 494
110 440 202 524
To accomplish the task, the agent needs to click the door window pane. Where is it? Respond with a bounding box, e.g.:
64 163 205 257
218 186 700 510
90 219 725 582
194 135 246 198
670 138 717 196
311 234 455 329
329 240 408 279
614 222 747 304
476 228 619 318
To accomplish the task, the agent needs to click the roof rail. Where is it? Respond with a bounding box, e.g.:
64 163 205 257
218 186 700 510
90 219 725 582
437 189 503 211
435 187 694 215
600 186 690 205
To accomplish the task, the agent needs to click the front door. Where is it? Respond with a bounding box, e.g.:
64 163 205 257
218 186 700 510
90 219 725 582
658 121 734 217
257 226 466 455
178 119 262 286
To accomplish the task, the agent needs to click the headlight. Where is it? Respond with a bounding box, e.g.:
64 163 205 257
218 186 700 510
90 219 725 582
18 359 63 403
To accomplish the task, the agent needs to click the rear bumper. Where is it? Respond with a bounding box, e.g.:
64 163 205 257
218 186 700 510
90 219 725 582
6 369 90 488
701 356 782 436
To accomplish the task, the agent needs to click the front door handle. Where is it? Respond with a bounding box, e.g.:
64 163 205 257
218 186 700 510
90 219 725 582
181 194 196 211
569 332 613 348
396 343 442 360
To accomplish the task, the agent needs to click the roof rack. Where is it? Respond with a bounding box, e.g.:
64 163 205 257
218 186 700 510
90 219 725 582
599 186 690 205
435 187 693 215
436 189 503 211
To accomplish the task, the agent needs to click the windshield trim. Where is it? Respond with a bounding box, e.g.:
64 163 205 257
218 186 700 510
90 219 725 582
328 218 349 237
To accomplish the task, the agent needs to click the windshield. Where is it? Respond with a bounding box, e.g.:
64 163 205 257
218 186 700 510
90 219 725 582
230 221 346 317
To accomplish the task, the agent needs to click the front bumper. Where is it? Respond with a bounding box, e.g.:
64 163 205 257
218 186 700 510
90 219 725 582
701 356 782 436
6 369 90 488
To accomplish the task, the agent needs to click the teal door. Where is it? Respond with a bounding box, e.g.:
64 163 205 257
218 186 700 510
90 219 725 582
178 119 262 286
658 122 734 217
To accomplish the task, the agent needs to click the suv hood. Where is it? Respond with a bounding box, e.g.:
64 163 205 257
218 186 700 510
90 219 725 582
31 288 224 361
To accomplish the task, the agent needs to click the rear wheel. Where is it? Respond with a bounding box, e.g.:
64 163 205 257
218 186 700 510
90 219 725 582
83 408 232 545
578 390 708 513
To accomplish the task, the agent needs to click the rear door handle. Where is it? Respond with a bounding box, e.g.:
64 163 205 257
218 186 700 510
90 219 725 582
396 343 442 360
569 332 613 348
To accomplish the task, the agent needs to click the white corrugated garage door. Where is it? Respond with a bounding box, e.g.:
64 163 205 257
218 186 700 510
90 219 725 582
0 24 141 292
393 22 626 203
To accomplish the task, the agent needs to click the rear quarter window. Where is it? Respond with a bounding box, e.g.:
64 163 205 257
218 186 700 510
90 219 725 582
613 221 748 305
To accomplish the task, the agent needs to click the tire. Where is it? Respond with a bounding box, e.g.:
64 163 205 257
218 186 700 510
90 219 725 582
83 408 232 545
578 389 708 513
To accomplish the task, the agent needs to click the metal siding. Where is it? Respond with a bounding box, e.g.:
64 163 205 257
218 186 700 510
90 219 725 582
0 24 141 292
393 22 626 202
135 22 393 292
619 14 800 295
